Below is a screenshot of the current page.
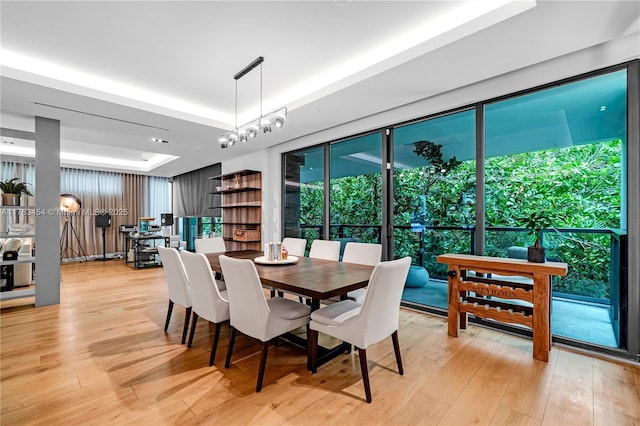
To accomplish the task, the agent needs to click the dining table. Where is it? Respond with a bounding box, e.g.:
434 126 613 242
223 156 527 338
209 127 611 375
204 249 375 368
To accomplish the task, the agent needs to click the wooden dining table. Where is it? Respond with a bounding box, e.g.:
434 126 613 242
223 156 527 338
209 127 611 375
204 250 374 310
204 249 375 367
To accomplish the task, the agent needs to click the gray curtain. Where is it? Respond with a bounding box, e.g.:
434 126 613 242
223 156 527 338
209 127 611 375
61 168 145 257
172 163 221 217
3 160 171 257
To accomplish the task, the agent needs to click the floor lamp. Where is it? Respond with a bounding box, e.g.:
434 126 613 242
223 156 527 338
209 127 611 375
60 194 87 261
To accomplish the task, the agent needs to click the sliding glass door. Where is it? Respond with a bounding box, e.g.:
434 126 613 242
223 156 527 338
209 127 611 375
484 70 627 348
393 110 476 309
329 133 383 249
283 145 325 252
282 63 635 356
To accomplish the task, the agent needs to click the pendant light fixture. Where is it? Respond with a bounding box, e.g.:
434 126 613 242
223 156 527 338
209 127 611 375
219 57 287 149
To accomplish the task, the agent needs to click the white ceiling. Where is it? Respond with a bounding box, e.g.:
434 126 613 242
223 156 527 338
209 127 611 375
1 1 638 177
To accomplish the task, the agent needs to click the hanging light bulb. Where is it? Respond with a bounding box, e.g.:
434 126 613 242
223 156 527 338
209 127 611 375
270 107 287 128
247 124 259 138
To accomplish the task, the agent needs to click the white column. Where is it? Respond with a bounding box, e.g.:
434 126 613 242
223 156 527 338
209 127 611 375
34 116 61 306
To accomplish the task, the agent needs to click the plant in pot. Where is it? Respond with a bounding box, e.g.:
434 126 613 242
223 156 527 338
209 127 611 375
0 178 33 206
519 211 553 263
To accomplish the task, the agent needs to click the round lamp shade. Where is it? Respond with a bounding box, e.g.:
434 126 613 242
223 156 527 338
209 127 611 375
60 194 82 214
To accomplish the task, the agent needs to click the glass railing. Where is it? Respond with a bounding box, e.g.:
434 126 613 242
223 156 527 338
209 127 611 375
298 223 623 304
296 224 382 254
395 225 623 304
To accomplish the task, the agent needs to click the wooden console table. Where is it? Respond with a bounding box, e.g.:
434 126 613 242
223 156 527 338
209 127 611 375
436 254 568 362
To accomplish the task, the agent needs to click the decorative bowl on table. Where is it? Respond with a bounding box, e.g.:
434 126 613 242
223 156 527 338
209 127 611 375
254 255 299 265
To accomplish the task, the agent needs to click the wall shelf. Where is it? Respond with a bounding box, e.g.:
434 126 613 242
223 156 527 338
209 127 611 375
210 204 262 209
209 186 262 195
0 233 36 238
0 287 35 301
0 257 36 265
209 170 262 251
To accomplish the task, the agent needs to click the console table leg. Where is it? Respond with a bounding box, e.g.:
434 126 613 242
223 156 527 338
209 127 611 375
447 266 460 337
460 306 468 330
532 272 550 361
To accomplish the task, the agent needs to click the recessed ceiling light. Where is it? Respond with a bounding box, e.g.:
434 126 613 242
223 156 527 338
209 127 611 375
149 137 171 144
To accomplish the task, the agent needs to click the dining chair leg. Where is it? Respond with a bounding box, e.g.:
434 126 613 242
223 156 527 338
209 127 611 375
164 300 174 332
391 330 404 375
308 328 319 373
225 327 237 368
187 313 199 348
209 322 222 366
357 348 372 403
181 307 192 344
256 341 270 392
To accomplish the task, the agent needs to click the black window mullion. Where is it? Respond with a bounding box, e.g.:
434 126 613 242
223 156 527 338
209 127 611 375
323 143 331 240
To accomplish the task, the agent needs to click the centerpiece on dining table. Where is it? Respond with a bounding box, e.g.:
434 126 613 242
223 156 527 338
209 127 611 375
255 241 299 265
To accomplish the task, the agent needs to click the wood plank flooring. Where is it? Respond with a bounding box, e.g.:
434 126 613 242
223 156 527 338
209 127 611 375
1 260 639 425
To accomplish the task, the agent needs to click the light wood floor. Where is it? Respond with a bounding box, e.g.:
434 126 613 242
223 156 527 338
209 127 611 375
1 260 639 425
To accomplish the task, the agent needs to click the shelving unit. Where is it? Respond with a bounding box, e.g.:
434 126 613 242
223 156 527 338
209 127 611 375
126 235 170 269
0 206 36 239
1 205 36 300
209 170 262 251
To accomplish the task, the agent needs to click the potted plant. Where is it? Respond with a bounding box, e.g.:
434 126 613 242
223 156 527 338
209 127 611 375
0 178 33 206
520 211 553 263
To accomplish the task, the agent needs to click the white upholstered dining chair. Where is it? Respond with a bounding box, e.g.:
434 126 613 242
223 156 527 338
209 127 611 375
194 237 226 254
342 242 382 304
281 237 307 257
273 237 308 298
180 251 230 366
219 255 311 392
194 236 227 285
309 256 411 403
157 246 192 344
289 239 341 303
309 239 341 261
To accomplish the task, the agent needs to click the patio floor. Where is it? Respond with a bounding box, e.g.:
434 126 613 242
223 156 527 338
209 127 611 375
402 279 618 348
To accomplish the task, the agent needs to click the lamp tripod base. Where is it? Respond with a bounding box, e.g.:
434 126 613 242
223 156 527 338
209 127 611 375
60 219 88 262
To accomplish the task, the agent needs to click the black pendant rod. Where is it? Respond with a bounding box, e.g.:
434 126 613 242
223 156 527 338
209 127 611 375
234 56 264 80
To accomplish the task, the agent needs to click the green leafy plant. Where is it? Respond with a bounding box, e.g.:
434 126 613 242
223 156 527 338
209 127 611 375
412 140 462 195
519 211 554 248
0 178 33 196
